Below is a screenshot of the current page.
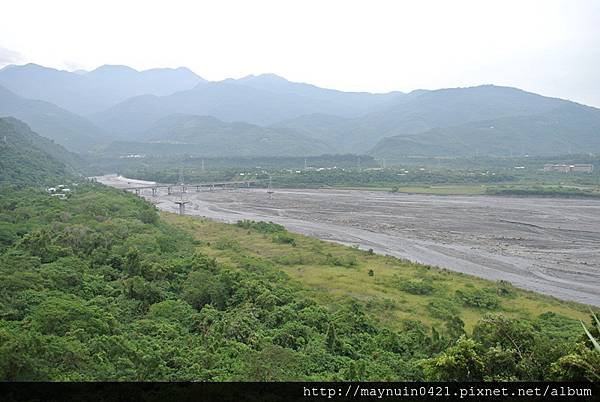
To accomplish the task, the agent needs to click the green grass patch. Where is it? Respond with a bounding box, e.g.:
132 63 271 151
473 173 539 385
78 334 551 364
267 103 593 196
164 212 591 333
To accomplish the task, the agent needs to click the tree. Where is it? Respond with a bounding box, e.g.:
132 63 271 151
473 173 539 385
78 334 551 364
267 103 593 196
326 323 340 353
423 336 485 381
551 313 600 381
473 314 535 359
237 345 303 381
124 247 141 276
183 271 226 310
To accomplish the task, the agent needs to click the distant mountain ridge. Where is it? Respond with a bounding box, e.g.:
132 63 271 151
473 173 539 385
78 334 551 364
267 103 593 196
2 62 600 158
0 84 106 152
274 85 582 153
228 73 404 115
100 113 332 157
370 103 600 157
0 63 204 115
91 76 405 134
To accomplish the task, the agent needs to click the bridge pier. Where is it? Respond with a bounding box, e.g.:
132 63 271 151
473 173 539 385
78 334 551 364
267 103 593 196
174 200 189 215
167 186 172 195
182 186 186 193
152 187 156 196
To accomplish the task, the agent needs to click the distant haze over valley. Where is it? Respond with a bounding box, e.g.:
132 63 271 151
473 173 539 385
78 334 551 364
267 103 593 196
1 62 599 158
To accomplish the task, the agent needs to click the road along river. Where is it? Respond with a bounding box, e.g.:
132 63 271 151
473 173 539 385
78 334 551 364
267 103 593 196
96 175 600 306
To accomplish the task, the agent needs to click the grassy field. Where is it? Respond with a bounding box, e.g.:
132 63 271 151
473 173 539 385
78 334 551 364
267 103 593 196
164 213 591 333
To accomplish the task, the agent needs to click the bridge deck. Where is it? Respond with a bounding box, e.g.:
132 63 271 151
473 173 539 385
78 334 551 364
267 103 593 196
123 180 262 191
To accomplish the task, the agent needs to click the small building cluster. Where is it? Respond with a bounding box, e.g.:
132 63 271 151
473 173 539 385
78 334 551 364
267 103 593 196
543 164 594 173
46 184 72 199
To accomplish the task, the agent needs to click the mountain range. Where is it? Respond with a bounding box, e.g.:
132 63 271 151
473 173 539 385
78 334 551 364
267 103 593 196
101 114 332 157
0 84 105 152
371 102 600 157
1 62 599 158
0 63 203 115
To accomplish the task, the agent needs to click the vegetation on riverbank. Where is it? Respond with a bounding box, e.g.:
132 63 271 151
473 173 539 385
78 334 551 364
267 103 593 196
485 185 600 199
106 153 599 198
1 184 598 381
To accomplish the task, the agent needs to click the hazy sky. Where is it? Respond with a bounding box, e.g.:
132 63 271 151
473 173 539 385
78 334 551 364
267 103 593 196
1 0 599 106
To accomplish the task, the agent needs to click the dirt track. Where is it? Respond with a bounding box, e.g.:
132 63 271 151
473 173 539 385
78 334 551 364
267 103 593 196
97 175 600 306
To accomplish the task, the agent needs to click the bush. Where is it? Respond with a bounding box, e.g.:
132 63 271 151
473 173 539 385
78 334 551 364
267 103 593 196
456 288 500 309
325 254 357 267
426 300 459 320
495 280 515 297
183 270 227 310
138 207 158 224
272 233 296 246
236 220 285 233
274 254 314 265
214 238 241 250
399 279 435 295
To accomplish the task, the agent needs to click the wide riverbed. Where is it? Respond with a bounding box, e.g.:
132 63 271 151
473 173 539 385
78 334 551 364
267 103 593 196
97 174 600 306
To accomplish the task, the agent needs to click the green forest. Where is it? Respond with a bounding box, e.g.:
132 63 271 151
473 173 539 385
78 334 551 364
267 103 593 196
1 184 599 381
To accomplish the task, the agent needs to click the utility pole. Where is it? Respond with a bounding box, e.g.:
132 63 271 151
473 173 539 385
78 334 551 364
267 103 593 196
304 158 307 170
201 159 205 171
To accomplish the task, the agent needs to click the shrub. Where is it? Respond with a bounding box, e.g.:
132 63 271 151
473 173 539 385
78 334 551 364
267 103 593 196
138 207 158 224
456 288 500 309
325 254 357 268
399 279 435 295
274 254 314 265
495 280 515 297
236 220 285 233
427 300 459 320
214 238 241 250
272 233 296 246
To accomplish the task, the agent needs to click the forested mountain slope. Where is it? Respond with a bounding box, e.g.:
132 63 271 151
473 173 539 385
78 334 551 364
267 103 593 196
275 85 589 153
0 117 79 186
370 103 600 157
99 113 332 157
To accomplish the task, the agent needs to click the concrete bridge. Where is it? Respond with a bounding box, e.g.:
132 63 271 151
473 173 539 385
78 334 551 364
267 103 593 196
124 179 263 196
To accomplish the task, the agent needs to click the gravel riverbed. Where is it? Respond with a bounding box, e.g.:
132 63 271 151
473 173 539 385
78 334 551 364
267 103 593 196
97 174 600 306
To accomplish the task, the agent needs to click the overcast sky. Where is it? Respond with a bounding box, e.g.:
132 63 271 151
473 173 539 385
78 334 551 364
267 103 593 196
1 0 599 106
